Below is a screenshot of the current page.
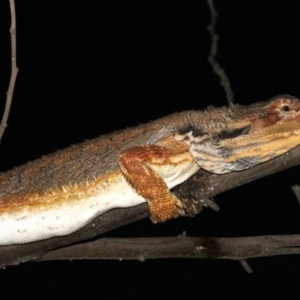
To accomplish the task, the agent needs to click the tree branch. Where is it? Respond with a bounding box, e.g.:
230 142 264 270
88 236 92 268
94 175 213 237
36 234 300 262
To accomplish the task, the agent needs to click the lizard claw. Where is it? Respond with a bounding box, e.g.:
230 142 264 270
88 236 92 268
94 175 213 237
149 195 183 223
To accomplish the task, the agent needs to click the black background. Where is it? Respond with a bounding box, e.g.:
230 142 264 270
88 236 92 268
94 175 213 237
1 0 300 298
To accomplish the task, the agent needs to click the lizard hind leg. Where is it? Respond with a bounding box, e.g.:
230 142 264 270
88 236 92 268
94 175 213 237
119 145 184 223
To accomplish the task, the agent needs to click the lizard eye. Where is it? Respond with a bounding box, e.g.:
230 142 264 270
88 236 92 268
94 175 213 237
281 105 292 112
279 103 295 117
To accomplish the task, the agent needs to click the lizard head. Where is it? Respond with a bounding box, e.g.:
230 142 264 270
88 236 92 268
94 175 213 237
227 94 300 135
188 95 300 174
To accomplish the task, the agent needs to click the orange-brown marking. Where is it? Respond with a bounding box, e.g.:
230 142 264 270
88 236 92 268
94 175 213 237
0 171 121 214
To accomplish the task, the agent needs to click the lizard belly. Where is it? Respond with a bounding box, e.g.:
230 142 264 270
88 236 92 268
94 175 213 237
0 172 146 245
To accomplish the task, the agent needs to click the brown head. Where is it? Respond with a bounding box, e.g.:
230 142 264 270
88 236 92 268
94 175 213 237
188 95 300 174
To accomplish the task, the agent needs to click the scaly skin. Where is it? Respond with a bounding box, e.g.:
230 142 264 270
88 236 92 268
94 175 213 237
0 94 300 245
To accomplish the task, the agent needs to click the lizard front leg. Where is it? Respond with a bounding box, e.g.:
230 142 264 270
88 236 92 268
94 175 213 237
119 138 198 223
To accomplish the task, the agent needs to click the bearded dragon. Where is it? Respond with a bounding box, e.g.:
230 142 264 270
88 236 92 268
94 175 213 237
0 94 300 245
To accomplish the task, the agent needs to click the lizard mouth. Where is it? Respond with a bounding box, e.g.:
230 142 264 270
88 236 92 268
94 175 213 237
217 124 251 140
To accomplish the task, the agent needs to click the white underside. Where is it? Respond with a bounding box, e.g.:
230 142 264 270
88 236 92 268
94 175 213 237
0 177 146 245
0 161 199 245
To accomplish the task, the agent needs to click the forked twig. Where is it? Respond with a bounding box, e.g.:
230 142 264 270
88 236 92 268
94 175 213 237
207 0 234 106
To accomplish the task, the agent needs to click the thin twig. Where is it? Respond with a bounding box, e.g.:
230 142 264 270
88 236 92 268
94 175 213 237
0 0 19 143
239 260 253 274
291 185 300 205
207 0 234 106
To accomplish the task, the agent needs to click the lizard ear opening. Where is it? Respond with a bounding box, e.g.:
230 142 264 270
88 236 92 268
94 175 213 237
217 124 251 140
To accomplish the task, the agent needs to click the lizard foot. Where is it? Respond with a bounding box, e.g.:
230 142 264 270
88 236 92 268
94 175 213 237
148 195 183 223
